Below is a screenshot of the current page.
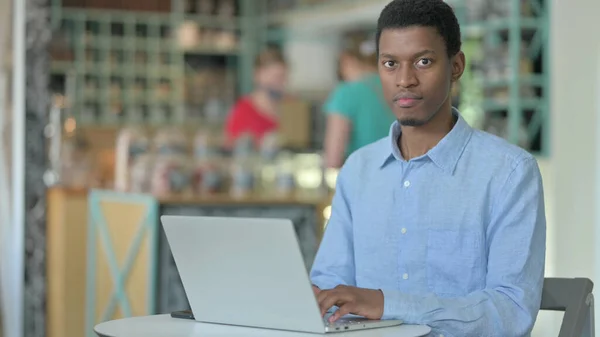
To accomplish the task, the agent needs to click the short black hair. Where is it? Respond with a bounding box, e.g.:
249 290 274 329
376 0 462 58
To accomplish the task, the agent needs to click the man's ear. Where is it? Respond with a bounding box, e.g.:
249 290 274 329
451 51 466 83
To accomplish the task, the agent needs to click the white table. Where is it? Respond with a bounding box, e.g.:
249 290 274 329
94 314 432 337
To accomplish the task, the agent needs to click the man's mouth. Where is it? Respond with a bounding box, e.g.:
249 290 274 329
394 95 422 108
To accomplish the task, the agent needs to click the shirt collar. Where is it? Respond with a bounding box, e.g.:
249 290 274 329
380 108 473 174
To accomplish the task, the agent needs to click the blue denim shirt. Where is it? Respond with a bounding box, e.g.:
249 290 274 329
310 110 546 337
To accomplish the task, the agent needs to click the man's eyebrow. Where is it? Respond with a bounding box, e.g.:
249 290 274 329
414 49 436 58
379 50 436 59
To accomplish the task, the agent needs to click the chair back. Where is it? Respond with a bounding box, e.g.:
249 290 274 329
540 277 595 337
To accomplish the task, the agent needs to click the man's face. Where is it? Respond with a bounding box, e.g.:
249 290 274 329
378 26 465 126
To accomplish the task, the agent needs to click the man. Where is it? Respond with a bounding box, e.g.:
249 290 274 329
310 0 546 336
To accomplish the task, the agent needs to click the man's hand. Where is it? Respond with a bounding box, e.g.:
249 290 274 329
316 285 384 322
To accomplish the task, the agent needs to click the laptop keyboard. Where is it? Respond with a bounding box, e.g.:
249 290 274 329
323 314 369 327
331 319 367 326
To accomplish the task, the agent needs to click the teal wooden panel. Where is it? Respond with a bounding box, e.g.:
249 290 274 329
85 190 159 337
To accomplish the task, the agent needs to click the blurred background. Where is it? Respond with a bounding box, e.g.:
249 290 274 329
0 0 599 337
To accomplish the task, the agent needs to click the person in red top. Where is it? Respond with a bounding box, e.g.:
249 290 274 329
225 47 288 146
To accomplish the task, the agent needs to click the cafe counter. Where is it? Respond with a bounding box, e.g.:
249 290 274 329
47 187 332 337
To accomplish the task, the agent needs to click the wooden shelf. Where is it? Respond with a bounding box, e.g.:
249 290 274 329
47 187 333 207
50 2 250 127
158 191 332 206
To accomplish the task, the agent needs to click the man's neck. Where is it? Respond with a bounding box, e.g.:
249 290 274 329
398 108 456 161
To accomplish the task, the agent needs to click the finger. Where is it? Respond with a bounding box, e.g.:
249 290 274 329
329 304 352 323
316 285 344 303
317 289 335 307
319 290 348 317
317 290 334 316
317 291 333 316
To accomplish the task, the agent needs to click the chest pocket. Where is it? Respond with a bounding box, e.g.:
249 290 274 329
426 229 485 297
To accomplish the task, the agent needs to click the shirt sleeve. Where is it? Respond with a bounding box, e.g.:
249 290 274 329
323 83 357 120
381 157 546 337
310 159 357 290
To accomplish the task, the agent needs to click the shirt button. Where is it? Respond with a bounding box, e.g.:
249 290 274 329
401 228 407 234
403 180 410 187
402 273 409 280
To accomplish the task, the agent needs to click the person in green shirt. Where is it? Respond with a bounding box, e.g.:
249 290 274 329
323 39 395 168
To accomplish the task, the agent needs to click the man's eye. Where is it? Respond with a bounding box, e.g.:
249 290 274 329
417 58 432 67
383 61 396 68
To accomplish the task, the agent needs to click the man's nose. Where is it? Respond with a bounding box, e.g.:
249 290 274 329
395 66 418 88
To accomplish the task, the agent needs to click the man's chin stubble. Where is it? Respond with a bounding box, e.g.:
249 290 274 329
398 118 428 127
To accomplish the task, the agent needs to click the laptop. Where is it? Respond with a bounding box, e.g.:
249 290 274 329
161 215 403 334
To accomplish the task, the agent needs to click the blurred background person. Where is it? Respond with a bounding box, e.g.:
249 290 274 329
224 46 288 147
323 38 394 169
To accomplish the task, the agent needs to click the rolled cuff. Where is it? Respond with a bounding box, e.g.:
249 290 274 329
380 288 417 322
